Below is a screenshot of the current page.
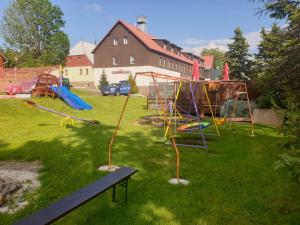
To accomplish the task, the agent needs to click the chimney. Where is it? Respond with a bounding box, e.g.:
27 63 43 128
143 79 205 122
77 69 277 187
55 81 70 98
136 16 147 33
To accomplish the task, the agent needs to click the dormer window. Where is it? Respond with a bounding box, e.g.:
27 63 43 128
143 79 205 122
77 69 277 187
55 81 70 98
171 48 174 53
113 37 118 45
123 37 128 45
163 45 166 50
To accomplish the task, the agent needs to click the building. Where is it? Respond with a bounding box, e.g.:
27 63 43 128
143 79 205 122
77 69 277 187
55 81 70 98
63 41 96 88
202 55 217 79
92 18 205 92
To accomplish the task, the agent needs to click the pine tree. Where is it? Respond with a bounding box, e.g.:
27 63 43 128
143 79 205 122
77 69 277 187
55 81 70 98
226 27 252 80
128 74 138 94
98 69 108 89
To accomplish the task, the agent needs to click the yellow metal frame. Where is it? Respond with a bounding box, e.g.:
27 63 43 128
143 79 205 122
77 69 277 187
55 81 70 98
61 117 74 128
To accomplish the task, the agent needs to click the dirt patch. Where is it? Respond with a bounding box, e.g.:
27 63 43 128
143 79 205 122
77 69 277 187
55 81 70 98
0 161 42 214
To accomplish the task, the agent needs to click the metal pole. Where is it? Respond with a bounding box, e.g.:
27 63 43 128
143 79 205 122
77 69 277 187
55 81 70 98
171 136 180 181
107 73 137 167
244 83 254 136
189 81 207 150
203 83 221 137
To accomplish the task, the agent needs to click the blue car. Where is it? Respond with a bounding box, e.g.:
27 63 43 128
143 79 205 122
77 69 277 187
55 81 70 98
101 83 120 96
118 80 131 95
101 81 131 96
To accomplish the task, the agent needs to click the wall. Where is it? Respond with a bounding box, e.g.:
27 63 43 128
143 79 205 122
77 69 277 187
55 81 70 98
94 65 181 94
94 23 151 68
63 66 94 84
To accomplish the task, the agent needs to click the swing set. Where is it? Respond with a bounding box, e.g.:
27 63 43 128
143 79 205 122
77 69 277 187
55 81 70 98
101 72 220 185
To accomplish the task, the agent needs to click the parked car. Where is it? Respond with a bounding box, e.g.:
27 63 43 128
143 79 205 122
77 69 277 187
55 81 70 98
101 83 120 96
118 80 131 95
101 81 131 96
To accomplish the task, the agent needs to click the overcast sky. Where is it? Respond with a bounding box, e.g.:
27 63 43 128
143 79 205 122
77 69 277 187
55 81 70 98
0 0 283 54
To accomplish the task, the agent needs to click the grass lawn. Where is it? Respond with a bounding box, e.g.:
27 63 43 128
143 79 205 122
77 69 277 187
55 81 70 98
0 90 299 225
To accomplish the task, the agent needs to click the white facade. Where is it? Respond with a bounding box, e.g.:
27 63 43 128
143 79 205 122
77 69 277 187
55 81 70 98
64 66 94 85
94 66 181 87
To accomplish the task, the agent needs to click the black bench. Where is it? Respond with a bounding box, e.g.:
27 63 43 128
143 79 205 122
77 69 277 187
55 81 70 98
14 167 137 225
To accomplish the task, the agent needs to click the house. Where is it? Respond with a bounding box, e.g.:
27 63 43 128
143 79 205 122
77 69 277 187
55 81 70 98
92 17 205 93
63 41 96 88
202 55 217 79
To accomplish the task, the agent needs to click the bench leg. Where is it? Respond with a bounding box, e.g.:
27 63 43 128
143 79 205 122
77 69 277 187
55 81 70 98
120 179 129 203
112 178 130 203
112 185 116 202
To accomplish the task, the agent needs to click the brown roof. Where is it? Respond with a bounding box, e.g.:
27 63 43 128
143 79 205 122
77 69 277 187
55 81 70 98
93 20 195 65
65 55 93 67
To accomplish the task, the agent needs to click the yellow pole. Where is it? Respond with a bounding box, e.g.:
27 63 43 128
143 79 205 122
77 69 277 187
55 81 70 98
203 82 221 137
107 73 137 167
164 81 182 138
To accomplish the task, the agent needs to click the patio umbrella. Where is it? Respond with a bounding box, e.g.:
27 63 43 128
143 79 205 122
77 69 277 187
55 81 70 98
192 59 199 81
222 63 229 80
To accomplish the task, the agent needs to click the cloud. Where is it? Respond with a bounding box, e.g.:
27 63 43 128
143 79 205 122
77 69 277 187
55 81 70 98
183 31 261 55
244 31 261 52
84 3 102 12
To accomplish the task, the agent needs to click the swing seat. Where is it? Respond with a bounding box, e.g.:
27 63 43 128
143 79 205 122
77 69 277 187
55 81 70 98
215 118 226 126
177 122 210 132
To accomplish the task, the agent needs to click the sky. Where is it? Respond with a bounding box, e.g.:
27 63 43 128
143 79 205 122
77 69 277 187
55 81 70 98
0 0 283 54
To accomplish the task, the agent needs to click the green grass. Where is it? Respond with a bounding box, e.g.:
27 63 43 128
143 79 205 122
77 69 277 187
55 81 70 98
0 91 299 225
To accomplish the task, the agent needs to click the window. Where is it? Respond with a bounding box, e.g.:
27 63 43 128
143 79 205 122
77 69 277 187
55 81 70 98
163 45 166 50
113 37 118 45
85 68 89 75
159 57 162 66
123 37 128 45
162 58 166 67
80 68 83 75
175 63 178 70
130 55 135 64
113 57 118 65
171 48 174 53
168 60 171 68
64 69 68 76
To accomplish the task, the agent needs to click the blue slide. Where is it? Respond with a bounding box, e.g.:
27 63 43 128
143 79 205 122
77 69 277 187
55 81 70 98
51 86 92 110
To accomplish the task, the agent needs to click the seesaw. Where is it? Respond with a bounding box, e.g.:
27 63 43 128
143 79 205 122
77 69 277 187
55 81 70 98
24 100 99 127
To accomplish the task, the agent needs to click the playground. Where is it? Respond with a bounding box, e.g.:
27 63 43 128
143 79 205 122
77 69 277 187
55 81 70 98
0 88 299 225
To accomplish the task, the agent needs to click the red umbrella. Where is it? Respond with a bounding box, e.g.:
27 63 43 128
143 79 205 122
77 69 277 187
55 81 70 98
192 59 199 81
222 63 229 80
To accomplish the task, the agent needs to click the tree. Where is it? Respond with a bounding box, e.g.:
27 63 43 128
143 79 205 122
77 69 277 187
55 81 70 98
254 24 284 108
98 69 109 89
225 27 253 80
201 48 225 78
128 74 138 94
0 0 70 67
252 0 300 182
